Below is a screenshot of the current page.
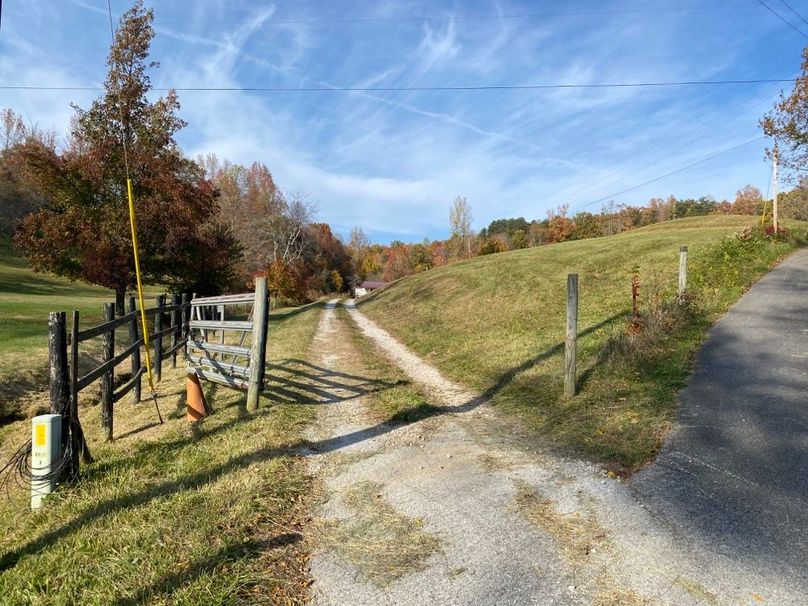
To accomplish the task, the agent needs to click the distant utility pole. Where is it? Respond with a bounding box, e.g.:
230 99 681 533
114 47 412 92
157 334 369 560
770 145 779 232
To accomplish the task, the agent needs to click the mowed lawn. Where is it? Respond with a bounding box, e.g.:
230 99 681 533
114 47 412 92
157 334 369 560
359 216 808 470
0 303 324 606
0 238 160 422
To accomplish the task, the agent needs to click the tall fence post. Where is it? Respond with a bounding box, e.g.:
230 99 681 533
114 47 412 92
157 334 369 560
247 278 269 411
154 295 164 382
101 303 115 441
69 311 81 476
171 293 181 368
564 273 578 398
181 293 190 362
48 311 70 466
678 245 688 303
128 296 142 402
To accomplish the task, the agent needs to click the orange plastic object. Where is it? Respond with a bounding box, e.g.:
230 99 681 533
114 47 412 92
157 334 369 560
186 372 209 421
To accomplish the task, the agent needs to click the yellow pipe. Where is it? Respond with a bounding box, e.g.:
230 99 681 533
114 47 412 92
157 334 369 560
126 178 157 394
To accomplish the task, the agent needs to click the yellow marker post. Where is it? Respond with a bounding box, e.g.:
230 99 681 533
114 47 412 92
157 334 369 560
126 179 162 423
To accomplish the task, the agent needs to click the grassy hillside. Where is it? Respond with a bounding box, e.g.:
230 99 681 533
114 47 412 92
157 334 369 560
359 216 808 470
0 238 158 422
0 304 323 605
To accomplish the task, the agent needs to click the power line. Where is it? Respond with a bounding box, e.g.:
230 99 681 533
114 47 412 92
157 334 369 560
776 0 808 29
574 136 765 211
756 0 808 39
0 79 796 93
547 73 792 210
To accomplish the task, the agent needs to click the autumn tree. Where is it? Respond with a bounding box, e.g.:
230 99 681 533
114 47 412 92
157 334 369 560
546 204 575 243
14 1 238 312
733 184 763 215
383 244 412 281
572 211 600 239
449 195 473 258
348 226 370 282
0 109 48 236
779 179 808 220
761 47 808 179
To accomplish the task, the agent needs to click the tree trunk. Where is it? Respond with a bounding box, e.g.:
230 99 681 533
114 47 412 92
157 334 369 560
115 288 125 317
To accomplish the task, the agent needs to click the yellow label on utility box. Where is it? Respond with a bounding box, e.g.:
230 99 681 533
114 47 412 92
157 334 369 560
34 424 47 447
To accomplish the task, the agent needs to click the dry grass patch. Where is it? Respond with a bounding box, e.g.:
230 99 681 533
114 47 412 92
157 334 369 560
673 576 719 606
513 480 606 563
592 584 651 606
319 481 441 586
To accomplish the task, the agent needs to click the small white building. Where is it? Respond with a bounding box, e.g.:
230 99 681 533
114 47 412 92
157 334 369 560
354 280 387 298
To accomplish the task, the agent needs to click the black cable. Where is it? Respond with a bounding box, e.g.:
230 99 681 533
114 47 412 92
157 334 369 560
777 0 808 28
546 73 793 210
0 79 796 93
756 0 808 39
573 136 765 211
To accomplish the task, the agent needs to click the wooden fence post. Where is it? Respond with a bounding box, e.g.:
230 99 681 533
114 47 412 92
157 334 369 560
564 273 578 398
49 311 70 468
247 277 269 410
154 295 164 382
101 303 115 441
678 246 688 303
48 312 69 415
128 296 142 402
171 293 181 368
69 311 81 475
181 293 190 362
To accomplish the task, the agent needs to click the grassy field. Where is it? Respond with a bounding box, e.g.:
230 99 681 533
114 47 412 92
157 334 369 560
0 238 162 423
359 216 808 470
0 303 324 605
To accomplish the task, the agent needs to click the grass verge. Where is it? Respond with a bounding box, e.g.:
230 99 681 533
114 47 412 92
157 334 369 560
359 216 808 470
0 303 323 606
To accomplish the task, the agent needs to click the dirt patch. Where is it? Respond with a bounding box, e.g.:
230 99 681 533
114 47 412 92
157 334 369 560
318 481 441 586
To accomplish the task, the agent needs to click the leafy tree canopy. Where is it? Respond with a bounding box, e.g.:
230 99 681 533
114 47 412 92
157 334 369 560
14 0 238 309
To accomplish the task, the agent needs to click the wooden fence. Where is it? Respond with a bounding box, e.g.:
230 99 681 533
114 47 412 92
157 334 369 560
49 293 192 445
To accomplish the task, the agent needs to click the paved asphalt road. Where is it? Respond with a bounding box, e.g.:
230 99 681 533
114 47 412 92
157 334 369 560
634 248 808 583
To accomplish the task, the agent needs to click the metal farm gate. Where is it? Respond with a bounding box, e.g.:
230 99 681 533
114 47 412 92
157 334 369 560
186 277 269 409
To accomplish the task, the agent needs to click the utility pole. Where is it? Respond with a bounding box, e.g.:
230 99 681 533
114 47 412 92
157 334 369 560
771 145 779 233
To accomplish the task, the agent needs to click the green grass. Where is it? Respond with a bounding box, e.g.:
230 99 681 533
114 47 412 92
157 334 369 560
359 216 808 470
0 303 324 605
0 238 160 423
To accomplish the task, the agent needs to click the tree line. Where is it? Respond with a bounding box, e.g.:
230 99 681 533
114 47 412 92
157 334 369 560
347 182 808 284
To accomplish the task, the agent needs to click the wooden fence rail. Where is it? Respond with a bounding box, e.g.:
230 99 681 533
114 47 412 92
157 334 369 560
49 293 192 448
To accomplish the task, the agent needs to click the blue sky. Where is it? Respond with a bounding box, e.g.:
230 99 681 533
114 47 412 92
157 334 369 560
1 0 806 243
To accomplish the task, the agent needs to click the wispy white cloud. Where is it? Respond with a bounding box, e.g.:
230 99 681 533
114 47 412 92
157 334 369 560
0 0 799 241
